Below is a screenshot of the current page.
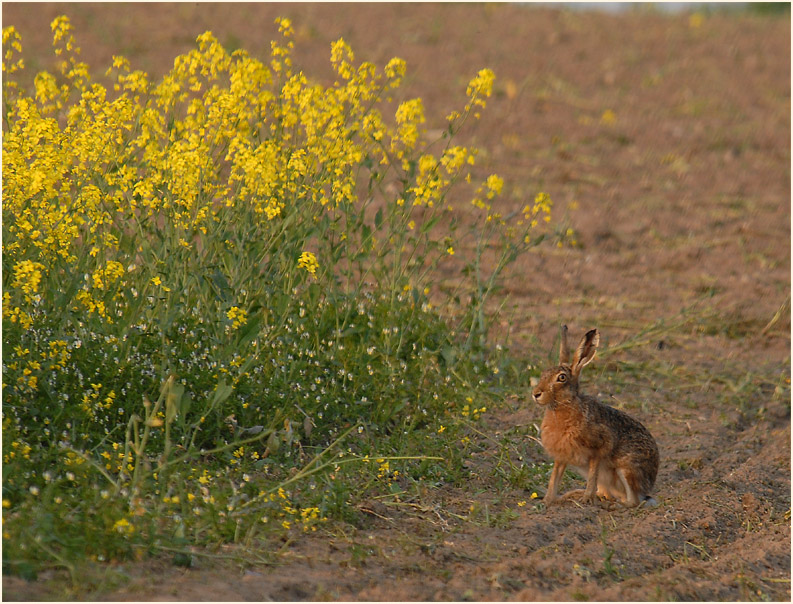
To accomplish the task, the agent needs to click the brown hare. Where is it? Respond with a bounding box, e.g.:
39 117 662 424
532 326 659 507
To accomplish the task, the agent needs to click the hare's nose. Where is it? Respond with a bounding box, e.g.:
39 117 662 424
532 389 541 401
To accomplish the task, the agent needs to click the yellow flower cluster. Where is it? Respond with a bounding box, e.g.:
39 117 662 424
2 16 525 352
91 260 125 290
100 444 135 474
112 517 135 536
3 16 378 318
3 26 24 77
376 458 399 485
227 306 248 330
11 260 45 297
461 397 487 420
393 98 425 161
470 172 507 223
298 251 319 277
4 440 32 463
260 487 327 532
47 340 71 371
465 68 495 118
523 192 553 224
80 382 117 420
2 292 33 330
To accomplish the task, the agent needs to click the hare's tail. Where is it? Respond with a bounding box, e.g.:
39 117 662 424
641 495 658 508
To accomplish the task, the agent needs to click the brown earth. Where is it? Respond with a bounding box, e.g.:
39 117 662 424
2 3 790 601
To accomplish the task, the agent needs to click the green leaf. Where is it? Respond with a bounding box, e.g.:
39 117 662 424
266 430 280 454
374 207 384 230
178 391 193 427
235 314 262 348
211 379 233 408
421 215 441 234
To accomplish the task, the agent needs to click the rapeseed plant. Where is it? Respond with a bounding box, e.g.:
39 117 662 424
2 16 553 574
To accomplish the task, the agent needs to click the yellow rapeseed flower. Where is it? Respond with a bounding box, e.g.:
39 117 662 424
393 98 425 154
465 68 495 116
112 517 135 535
298 251 319 277
486 174 504 198
12 260 45 297
227 307 248 329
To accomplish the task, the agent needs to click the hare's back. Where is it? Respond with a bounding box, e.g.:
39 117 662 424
586 398 657 455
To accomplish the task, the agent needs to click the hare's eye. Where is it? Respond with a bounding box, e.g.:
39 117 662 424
557 373 567 383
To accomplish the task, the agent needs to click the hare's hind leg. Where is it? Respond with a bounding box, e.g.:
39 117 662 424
559 488 585 501
559 489 614 509
616 468 640 507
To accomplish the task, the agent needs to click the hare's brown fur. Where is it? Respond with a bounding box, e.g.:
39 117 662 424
533 326 659 507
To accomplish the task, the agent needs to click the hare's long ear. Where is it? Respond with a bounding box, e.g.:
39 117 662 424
571 329 599 378
559 324 570 364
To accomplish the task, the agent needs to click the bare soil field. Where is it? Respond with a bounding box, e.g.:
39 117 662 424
2 3 790 601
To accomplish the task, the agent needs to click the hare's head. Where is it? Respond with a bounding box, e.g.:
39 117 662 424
532 326 599 408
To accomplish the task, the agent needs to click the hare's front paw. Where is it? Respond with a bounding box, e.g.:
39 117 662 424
543 492 558 505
